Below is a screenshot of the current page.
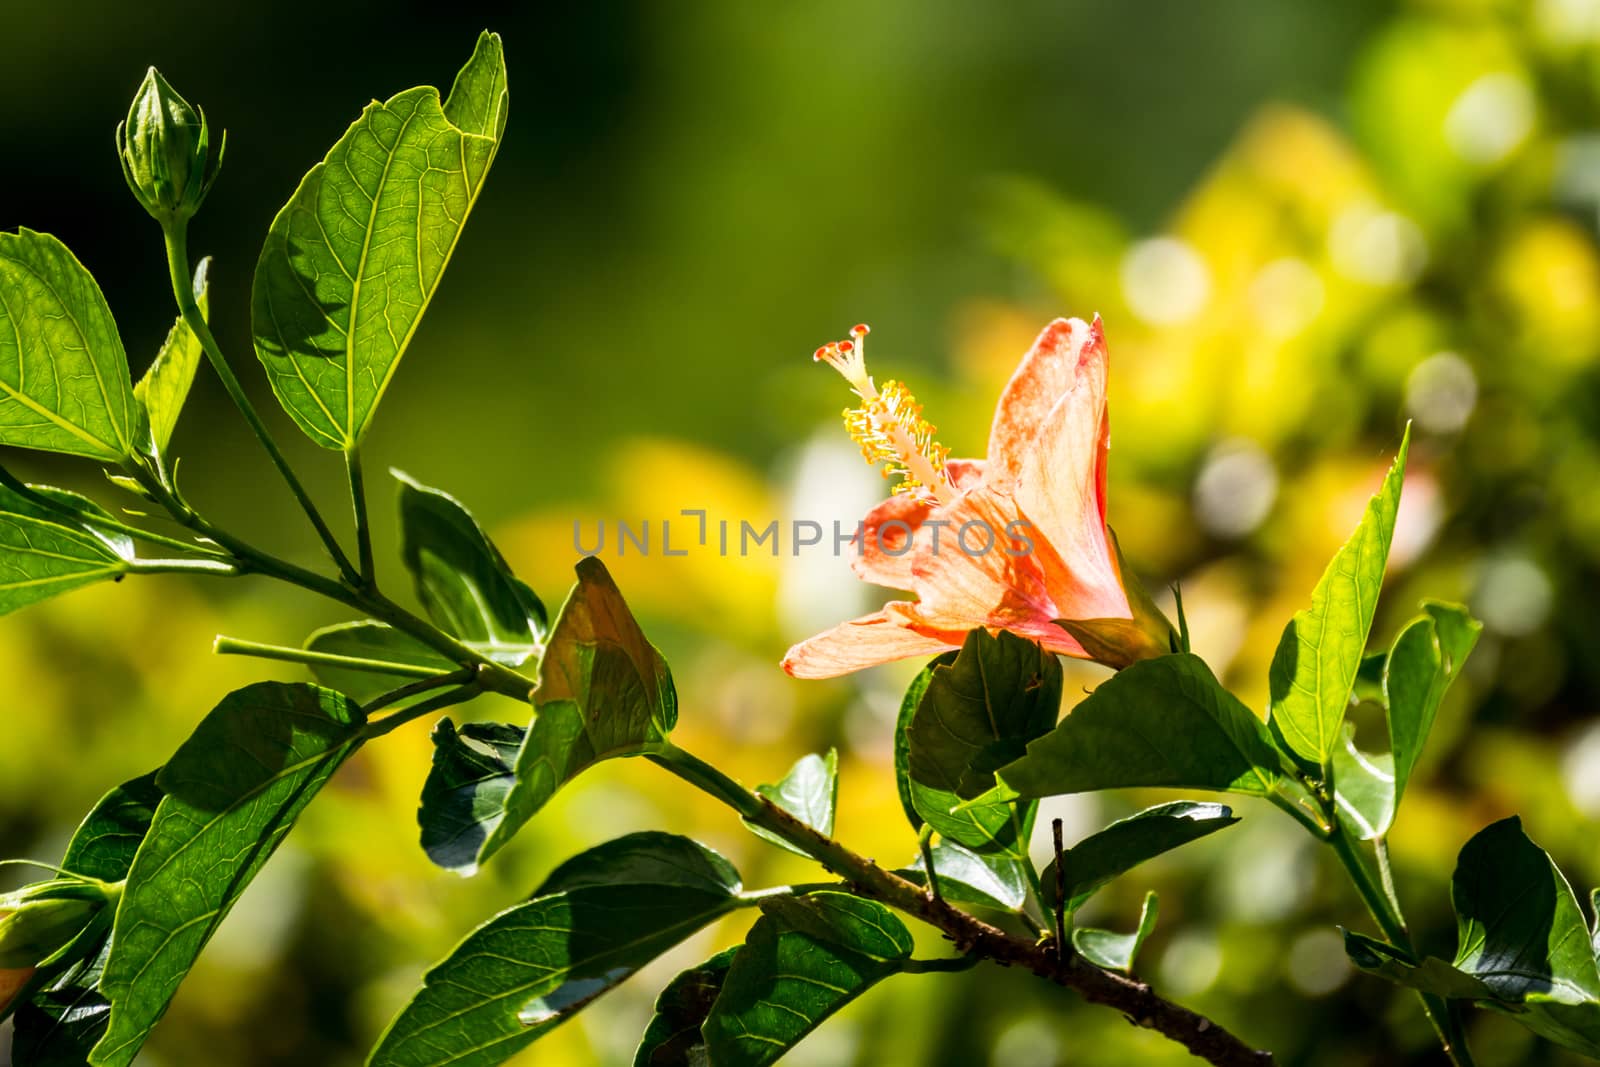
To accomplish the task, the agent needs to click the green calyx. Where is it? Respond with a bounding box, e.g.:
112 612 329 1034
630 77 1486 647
116 67 224 225
0 875 121 969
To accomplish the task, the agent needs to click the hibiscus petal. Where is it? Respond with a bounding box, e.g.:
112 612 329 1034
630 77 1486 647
850 458 986 590
780 606 961 679
907 485 1070 644
986 317 1096 487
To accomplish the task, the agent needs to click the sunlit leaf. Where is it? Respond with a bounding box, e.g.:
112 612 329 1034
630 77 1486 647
1330 725 1395 841
0 483 132 617
0 229 137 460
478 558 675 865
633 948 737 1067
91 684 365 1067
1039 801 1236 913
997 654 1283 800
251 32 508 450
898 839 1029 911
368 834 742 1067
1073 891 1158 973
1268 428 1409 767
394 471 544 661
702 892 912 1067
745 749 837 856
133 257 209 453
418 720 521 876
1388 601 1480 807
1342 931 1500 1000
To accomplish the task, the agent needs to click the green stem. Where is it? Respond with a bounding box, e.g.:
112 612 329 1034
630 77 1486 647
917 824 942 903
346 446 375 589
1326 822 1475 1067
0 463 228 560
361 683 481 740
903 954 983 974
161 222 358 584
647 740 1273 1067
128 558 240 577
125 463 534 702
213 635 452 679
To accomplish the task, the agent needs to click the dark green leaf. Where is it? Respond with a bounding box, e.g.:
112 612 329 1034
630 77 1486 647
61 772 163 883
633 948 737 1067
893 653 953 834
90 683 365 1067
1343 931 1500 1001
251 32 508 450
746 749 837 856
906 630 1058 852
133 256 209 453
418 720 522 875
304 620 457 703
898 839 1029 911
11 775 164 1063
479 559 675 864
1268 427 1409 767
368 836 742 1067
395 471 544 660
534 833 742 898
0 229 138 460
1452 817 1600 1004
1039 801 1237 913
1073 891 1158 973
997 654 1283 800
0 484 132 617
702 892 911 1067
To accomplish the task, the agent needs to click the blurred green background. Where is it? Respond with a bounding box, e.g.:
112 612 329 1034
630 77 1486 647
4 0 1600 1063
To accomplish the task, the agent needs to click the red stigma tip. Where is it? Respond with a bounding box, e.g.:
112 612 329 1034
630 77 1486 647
852 323 870 337
838 339 854 353
813 346 827 361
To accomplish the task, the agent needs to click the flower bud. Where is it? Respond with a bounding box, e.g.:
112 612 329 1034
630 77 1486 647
0 877 119 970
116 67 224 226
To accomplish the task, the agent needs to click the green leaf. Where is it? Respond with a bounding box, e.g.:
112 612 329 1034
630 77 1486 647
11 774 163 1063
1342 931 1501 1001
479 558 675 865
1453 817 1600 1004
906 630 1060 852
534 832 743 898
1388 602 1480 808
0 483 133 617
418 720 521 876
997 654 1284 800
892 653 951 834
304 620 457 703
897 839 1029 911
395 471 545 660
1268 427 1410 767
633 948 738 1067
1073 891 1159 973
368 835 742 1067
90 683 365 1067
0 229 138 460
702 892 911 1067
251 32 508 450
1591 889 1600 965
133 256 209 453
1329 726 1396 841
1332 603 1482 842
1356 817 1600 1058
61 772 163 883
745 749 837 856
1039 801 1237 913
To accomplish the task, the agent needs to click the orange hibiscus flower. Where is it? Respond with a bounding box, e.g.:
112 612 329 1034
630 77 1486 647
782 316 1173 679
